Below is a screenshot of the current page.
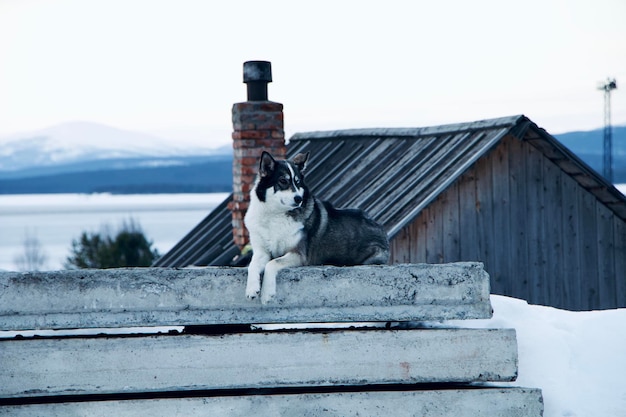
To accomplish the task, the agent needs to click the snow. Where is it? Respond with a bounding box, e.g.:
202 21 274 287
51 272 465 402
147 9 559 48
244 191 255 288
445 295 626 417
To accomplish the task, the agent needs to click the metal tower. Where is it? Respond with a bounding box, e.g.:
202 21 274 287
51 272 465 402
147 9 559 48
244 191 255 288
598 78 617 182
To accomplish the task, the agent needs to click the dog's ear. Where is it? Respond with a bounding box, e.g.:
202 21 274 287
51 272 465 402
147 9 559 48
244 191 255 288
259 151 276 178
292 152 309 172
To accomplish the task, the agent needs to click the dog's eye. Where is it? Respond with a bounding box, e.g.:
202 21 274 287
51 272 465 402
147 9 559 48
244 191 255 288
278 177 289 187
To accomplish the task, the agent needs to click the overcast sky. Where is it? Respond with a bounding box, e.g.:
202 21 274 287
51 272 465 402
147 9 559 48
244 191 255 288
0 0 625 147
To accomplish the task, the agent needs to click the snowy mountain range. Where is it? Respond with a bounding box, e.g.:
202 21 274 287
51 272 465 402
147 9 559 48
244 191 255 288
0 122 233 194
0 121 229 173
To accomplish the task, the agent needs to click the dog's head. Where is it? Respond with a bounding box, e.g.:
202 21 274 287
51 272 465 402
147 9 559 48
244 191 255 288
254 151 309 211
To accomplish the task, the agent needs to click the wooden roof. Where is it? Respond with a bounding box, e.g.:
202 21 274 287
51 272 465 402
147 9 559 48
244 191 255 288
154 115 626 267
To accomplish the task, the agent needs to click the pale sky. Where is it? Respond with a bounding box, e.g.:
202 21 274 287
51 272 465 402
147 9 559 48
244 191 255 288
0 0 625 147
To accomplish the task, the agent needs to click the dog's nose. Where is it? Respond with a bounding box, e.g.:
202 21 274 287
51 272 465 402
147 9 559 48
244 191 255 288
294 195 303 206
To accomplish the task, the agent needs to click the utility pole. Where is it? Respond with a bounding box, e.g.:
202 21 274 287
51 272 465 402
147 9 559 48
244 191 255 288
598 78 617 182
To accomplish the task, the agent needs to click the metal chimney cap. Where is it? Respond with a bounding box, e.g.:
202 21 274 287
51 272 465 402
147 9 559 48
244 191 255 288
243 61 272 83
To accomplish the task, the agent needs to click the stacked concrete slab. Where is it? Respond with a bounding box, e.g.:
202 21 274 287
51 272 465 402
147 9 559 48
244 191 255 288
0 263 543 416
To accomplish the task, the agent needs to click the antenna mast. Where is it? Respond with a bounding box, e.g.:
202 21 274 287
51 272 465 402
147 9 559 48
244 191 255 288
598 78 617 182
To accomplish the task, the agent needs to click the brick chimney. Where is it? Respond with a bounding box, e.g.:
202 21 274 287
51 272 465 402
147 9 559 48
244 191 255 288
229 61 286 249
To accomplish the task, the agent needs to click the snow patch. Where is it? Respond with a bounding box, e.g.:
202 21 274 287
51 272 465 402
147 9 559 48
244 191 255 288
444 295 626 417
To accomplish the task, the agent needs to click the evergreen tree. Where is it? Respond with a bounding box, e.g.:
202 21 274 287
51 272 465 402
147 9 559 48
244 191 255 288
65 219 160 269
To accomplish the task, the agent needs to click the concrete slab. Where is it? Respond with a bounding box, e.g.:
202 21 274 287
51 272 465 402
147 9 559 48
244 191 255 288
0 388 543 417
0 328 517 398
0 263 492 331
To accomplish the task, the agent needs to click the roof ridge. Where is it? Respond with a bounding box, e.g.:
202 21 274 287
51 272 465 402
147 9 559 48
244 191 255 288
290 115 525 141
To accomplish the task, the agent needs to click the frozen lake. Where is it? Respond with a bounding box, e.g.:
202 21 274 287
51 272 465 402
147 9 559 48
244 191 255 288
0 193 229 271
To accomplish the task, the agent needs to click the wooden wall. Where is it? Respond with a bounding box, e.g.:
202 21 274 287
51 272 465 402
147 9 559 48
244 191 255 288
390 134 626 311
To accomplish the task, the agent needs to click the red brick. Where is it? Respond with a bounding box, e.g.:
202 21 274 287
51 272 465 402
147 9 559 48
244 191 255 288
238 165 258 176
233 138 286 149
234 130 271 140
234 175 256 186
232 121 257 131
253 123 282 131
234 156 259 167
233 182 254 194
233 235 249 249
270 149 287 159
231 211 246 221
232 139 258 148
233 101 282 113
234 148 264 158
259 102 283 112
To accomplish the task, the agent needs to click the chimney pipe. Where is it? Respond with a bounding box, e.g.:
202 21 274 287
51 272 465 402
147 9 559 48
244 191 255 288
243 61 272 101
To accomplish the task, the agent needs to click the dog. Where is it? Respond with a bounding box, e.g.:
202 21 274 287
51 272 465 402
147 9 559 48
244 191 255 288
244 151 390 304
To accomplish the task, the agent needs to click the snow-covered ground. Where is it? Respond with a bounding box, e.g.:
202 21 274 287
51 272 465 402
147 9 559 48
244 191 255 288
446 295 626 417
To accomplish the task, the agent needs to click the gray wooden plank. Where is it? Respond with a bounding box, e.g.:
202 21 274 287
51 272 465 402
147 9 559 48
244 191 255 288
508 136 529 300
525 142 545 305
358 137 438 220
615 219 626 308
474 155 495 285
561 173 581 309
325 138 393 204
543 157 563 307
490 139 510 294
0 263 493 331
579 190 599 309
442 181 461 262
390 226 411 263
0 329 518 399
426 201 444 264
0 388 543 417
413 209 428 263
459 170 480 262
596 203 616 308
607 201 626 219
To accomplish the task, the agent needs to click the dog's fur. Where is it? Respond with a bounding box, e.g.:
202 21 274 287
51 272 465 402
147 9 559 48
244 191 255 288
244 151 390 303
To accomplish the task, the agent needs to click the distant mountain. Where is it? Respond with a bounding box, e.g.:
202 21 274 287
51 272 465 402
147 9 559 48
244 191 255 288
0 156 232 194
554 125 626 184
0 155 227 180
0 121 225 172
0 121 233 194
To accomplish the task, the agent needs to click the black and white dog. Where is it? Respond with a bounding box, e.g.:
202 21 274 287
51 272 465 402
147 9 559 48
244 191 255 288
244 151 389 303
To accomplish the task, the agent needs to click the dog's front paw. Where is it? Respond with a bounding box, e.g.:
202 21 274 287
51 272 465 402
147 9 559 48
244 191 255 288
260 285 276 305
260 260 280 304
246 287 260 300
246 276 261 300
